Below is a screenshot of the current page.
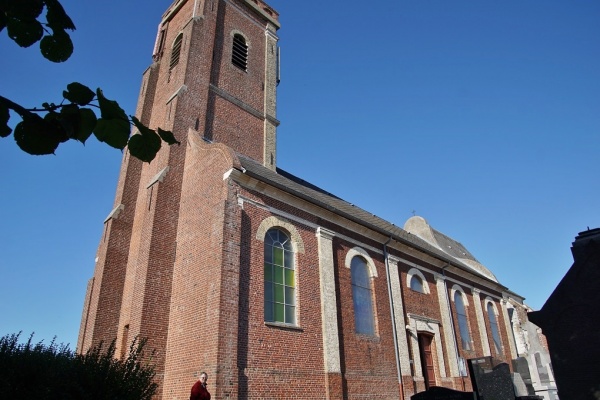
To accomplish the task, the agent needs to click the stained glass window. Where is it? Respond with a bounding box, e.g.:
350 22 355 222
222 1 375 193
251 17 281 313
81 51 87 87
264 229 295 325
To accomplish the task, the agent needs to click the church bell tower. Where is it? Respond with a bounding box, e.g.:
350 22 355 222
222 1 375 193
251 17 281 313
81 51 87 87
78 0 280 397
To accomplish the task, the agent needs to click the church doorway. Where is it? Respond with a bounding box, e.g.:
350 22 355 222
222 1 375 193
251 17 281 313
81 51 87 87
418 332 436 389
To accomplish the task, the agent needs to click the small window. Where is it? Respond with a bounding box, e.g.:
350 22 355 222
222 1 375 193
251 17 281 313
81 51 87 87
170 34 183 70
351 256 375 335
264 228 295 325
487 302 502 355
410 275 424 293
406 268 429 294
232 33 248 71
454 291 472 350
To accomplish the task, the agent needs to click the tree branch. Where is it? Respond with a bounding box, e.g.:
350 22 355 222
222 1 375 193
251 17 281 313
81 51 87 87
0 95 37 120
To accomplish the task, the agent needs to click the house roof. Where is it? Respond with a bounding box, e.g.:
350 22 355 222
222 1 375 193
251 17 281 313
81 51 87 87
236 154 504 287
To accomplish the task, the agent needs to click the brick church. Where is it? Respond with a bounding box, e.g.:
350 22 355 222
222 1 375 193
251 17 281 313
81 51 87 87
77 0 550 398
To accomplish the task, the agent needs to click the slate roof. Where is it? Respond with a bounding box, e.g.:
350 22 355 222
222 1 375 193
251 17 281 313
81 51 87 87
431 228 479 263
237 154 505 288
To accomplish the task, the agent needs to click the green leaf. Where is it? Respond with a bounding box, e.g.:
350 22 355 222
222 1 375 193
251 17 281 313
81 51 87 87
5 0 44 21
6 17 43 48
0 102 12 137
93 118 129 150
0 123 12 138
44 110 69 142
40 29 73 62
129 116 162 162
94 89 130 149
157 128 180 145
45 0 75 31
77 108 97 143
14 115 62 155
56 104 97 143
0 10 7 33
128 133 161 163
55 104 79 139
96 89 128 121
63 82 95 106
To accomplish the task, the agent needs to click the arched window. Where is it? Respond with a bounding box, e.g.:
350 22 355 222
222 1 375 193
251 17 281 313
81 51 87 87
407 268 429 294
264 228 295 325
232 33 248 71
487 302 502 354
410 275 424 293
351 256 375 335
454 291 472 350
170 33 183 70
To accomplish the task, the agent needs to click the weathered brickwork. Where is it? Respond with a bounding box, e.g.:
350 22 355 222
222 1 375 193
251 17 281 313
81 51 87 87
79 1 525 399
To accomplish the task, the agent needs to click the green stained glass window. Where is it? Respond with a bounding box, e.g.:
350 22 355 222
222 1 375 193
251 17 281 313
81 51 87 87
274 303 285 322
285 269 295 286
274 284 284 303
273 247 284 266
273 265 284 284
264 228 296 325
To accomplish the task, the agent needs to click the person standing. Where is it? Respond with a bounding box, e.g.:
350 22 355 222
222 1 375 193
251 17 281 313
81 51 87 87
190 371 211 400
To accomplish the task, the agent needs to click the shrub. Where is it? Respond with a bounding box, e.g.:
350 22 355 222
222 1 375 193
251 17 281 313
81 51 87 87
0 333 158 400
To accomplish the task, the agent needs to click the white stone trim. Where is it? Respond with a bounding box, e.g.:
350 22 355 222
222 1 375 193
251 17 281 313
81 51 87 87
471 288 491 356
407 315 447 380
256 215 305 254
406 268 430 294
345 247 377 278
501 297 518 359
146 166 170 188
104 204 124 223
316 227 341 373
435 274 459 377
387 255 411 375
450 284 469 306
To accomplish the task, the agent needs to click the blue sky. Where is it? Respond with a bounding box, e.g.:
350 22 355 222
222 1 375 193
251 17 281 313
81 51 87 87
1 0 598 348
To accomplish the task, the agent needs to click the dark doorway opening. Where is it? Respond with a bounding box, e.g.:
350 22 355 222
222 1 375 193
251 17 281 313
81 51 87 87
418 333 436 389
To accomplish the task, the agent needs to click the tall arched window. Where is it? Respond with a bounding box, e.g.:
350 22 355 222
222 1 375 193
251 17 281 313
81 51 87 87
232 33 248 71
170 33 183 70
487 302 502 354
351 256 374 335
454 291 472 350
264 228 295 325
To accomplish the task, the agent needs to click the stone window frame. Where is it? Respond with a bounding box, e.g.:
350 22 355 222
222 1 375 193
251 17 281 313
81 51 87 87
484 297 504 355
345 247 377 336
169 32 183 70
231 30 249 72
344 247 377 277
451 284 473 351
406 268 430 294
256 216 304 327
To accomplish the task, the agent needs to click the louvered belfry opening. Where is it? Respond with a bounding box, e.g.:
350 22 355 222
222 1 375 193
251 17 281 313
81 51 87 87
232 34 248 71
170 34 183 70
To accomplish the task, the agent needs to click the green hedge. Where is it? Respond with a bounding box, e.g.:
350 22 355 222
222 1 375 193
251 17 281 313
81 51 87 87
0 333 158 400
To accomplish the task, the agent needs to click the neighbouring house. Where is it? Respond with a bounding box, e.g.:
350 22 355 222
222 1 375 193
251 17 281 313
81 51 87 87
529 228 600 400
